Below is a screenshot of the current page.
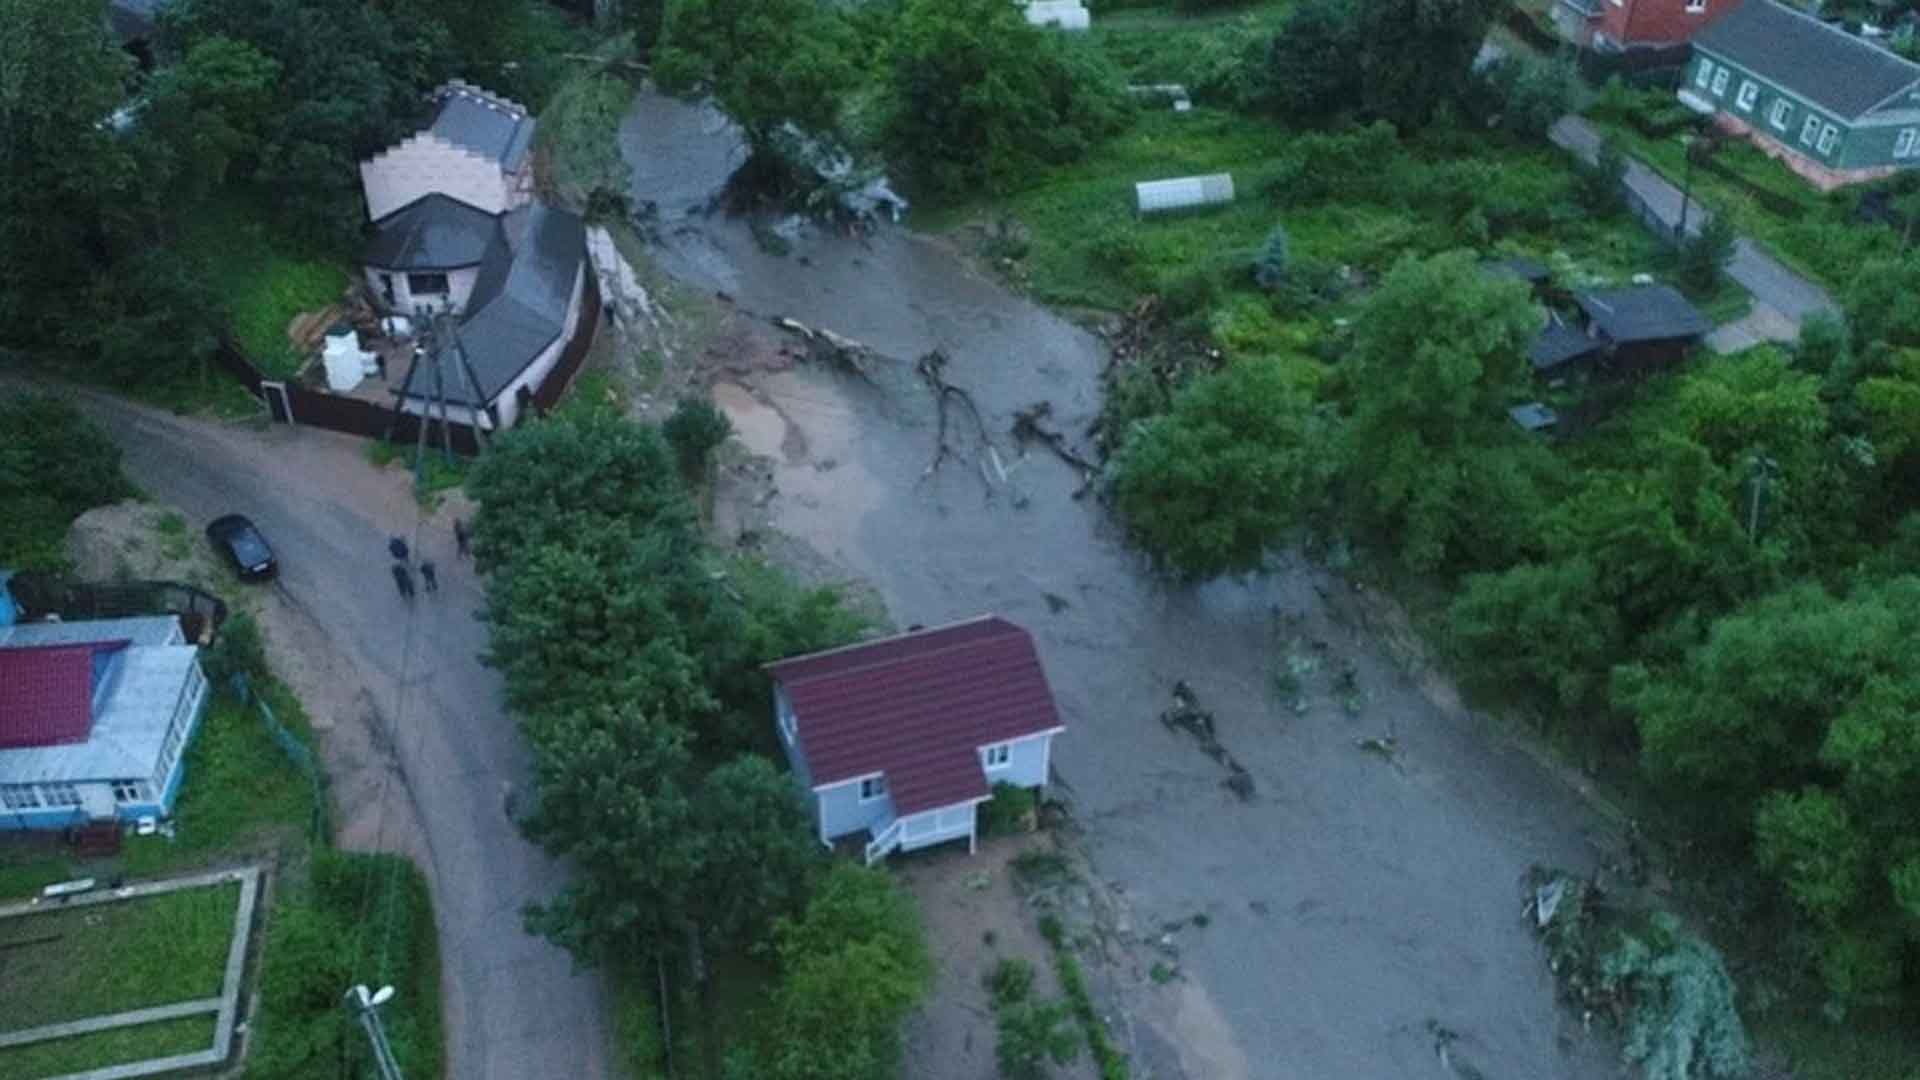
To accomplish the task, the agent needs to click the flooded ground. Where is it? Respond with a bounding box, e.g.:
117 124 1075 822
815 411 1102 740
621 91 1623 1079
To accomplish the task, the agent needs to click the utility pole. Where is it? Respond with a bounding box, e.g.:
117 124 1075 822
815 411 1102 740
344 984 405 1080
1746 453 1779 542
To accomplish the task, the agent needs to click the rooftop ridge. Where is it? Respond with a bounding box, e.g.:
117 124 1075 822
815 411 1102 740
765 614 1010 675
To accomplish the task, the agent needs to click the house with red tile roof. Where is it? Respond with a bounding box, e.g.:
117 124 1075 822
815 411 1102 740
766 616 1066 864
0 616 209 830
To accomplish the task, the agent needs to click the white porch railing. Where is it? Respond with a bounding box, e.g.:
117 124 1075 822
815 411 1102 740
864 818 904 866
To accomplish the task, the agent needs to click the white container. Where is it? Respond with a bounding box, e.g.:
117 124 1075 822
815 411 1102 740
1135 174 1235 215
322 325 374 393
1025 0 1090 30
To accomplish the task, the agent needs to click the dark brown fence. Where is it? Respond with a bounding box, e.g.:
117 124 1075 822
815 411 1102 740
214 267 602 456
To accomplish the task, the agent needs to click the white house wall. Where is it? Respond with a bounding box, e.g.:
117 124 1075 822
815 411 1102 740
490 262 586 429
816 777 895 842
364 264 482 317
361 134 514 221
986 730 1056 790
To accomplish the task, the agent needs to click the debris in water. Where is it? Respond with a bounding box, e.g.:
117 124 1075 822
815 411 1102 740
1161 681 1257 801
1044 592 1070 614
916 350 995 493
1012 401 1101 498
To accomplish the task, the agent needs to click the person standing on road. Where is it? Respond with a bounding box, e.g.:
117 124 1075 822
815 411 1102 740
391 562 415 600
420 560 438 593
389 535 409 562
453 518 470 559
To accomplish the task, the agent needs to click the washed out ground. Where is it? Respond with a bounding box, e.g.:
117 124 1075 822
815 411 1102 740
619 91 1623 1079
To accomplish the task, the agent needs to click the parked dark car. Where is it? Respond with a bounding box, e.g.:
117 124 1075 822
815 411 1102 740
206 514 277 581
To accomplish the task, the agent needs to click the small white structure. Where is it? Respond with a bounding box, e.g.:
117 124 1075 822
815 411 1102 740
1025 0 1090 30
1135 173 1235 215
321 324 378 393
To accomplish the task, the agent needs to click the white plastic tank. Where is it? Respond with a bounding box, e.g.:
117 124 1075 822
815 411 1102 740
321 323 375 393
1025 0 1090 30
1135 174 1235 215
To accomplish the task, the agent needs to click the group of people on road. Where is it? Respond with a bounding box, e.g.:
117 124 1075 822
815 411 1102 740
389 518 470 601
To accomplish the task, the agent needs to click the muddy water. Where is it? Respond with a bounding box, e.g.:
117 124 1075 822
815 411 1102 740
623 91 1618 1080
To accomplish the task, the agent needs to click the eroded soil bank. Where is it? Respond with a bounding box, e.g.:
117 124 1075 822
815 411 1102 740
622 90 1623 1079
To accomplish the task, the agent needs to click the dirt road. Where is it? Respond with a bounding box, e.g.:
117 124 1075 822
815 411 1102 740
51 389 610 1080
625 91 1623 1079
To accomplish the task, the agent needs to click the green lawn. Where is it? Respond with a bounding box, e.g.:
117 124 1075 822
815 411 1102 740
177 201 350 379
0 883 239 1030
927 106 1748 331
0 1013 215 1078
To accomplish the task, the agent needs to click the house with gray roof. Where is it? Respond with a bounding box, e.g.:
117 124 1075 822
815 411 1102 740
1680 0 1920 189
0 616 209 831
359 81 590 430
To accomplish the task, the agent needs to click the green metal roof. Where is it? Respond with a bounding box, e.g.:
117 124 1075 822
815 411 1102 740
1694 0 1920 122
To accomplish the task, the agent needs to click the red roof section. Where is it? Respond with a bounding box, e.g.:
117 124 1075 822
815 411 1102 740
0 642 123 749
766 616 1064 815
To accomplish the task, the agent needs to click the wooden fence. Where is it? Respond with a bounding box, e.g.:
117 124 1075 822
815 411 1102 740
214 270 601 456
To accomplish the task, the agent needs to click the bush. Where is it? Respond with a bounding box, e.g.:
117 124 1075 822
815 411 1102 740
1251 224 1291 289
1598 914 1751 1080
996 999 1081 1080
663 396 734 482
1679 213 1736 292
985 956 1036 1008
979 781 1038 837
1574 138 1628 216
0 392 132 570
202 611 270 689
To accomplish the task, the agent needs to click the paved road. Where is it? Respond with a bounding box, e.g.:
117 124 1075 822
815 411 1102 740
57 389 611 1080
1551 114 1840 346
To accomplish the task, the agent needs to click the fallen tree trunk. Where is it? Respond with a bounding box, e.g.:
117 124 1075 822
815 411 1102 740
1012 401 1101 499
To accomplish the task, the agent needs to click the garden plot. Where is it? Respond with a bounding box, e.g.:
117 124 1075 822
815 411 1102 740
0 866 260 1079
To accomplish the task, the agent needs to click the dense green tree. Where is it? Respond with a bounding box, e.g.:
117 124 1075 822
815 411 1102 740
140 35 281 201
653 0 859 151
1846 256 1920 350
1353 0 1509 130
0 0 137 349
1111 356 1338 578
467 409 697 573
746 864 932 1080
1616 581 1916 805
0 393 133 569
1447 558 1624 712
883 0 1130 196
1262 0 1362 124
482 534 716 719
1341 250 1548 571
521 707 702 960
690 755 819 951
161 0 459 243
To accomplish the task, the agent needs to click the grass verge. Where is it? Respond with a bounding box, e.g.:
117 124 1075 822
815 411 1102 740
1586 112 1894 295
0 1013 216 1077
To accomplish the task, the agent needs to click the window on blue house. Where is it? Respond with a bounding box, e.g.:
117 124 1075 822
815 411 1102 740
1801 114 1822 146
1898 128 1918 159
1695 61 1713 89
983 743 1011 769
1 785 41 810
111 781 154 804
1770 100 1792 131
860 775 887 801
1736 81 1758 112
1818 124 1839 155
1711 68 1729 97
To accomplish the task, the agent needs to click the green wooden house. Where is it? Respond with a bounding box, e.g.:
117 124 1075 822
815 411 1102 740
1680 0 1920 190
